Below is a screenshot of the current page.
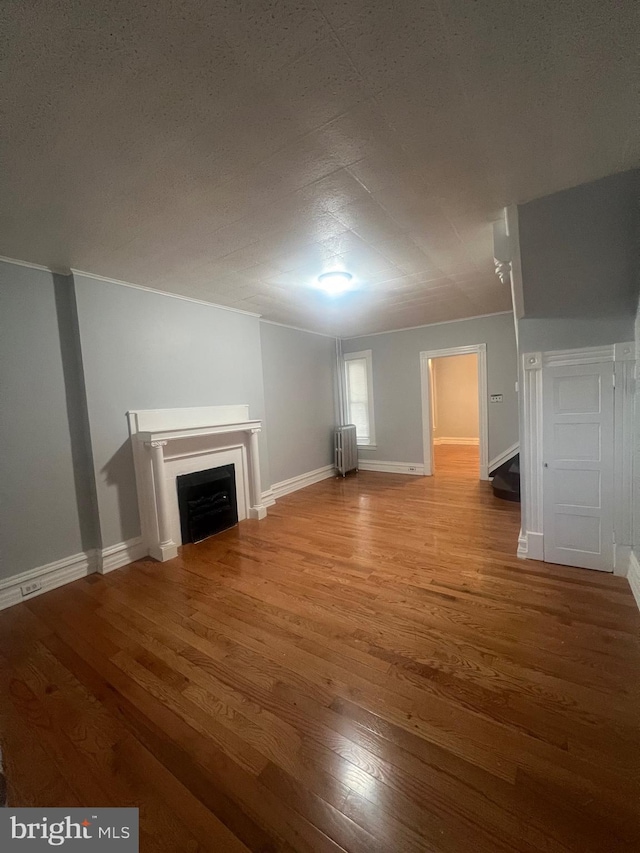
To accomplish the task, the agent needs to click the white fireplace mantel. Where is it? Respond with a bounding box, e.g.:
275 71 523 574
127 405 267 562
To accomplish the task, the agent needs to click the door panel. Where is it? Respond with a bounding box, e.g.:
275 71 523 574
542 362 614 571
553 422 600 459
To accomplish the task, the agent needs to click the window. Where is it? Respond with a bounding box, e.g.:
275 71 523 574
344 350 375 446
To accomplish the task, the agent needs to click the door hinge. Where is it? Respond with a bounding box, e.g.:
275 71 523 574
612 372 616 388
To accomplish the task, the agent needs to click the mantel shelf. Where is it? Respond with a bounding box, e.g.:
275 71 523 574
135 420 262 444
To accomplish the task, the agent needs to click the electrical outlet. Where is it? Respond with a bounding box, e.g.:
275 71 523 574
490 394 503 403
20 580 42 597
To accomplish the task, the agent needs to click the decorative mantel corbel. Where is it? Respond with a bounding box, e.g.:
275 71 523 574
493 216 513 285
144 439 179 562
494 258 512 285
248 426 267 520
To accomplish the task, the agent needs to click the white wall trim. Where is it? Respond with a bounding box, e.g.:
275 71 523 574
261 488 276 507
96 536 148 574
270 464 336 501
489 441 519 474
614 352 635 553
420 344 489 480
539 342 633 369
433 437 479 446
259 317 338 340
0 551 94 611
0 535 154 610
627 551 640 612
517 530 544 561
343 349 376 447
0 256 263 318
0 254 69 275
517 529 528 559
521 343 634 565
341 311 512 341
357 460 424 475
336 338 348 426
521 352 544 560
613 545 631 577
542 345 615 368
0 255 513 340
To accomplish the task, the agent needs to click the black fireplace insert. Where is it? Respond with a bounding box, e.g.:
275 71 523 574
176 464 238 544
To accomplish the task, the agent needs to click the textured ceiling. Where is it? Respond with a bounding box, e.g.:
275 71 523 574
1 1 639 336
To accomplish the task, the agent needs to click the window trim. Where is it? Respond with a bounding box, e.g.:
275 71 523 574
343 349 376 447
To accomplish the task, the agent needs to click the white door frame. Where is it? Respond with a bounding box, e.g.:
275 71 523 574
519 342 634 570
420 344 489 480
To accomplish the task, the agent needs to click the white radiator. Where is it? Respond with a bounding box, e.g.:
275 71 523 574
335 425 358 477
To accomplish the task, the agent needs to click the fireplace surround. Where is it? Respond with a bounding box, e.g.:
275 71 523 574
127 405 267 561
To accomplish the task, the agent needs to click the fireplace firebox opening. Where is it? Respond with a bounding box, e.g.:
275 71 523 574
176 464 238 544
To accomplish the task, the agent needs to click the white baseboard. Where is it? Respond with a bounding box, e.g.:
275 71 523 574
517 529 528 559
357 460 425 475
261 488 276 507
433 437 479 446
613 544 631 577
0 535 150 610
517 530 544 561
0 551 94 611
97 535 148 574
489 441 519 474
270 464 336 501
628 551 640 612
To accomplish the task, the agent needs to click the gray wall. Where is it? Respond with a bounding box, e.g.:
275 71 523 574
519 169 639 320
0 262 85 579
260 323 337 485
518 316 635 353
342 312 518 466
517 173 639 533
73 274 270 549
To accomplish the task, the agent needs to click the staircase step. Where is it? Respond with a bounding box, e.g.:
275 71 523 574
492 473 521 503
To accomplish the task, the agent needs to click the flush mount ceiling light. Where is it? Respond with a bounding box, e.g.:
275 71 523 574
316 271 353 295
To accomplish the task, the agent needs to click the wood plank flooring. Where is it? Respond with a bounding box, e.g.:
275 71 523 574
432 444 479 477
2 447 639 852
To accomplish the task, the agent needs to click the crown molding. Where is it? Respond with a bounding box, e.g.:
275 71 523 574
0 254 69 275
259 317 338 339
70 268 262 318
0 255 262 318
340 311 512 341
1 253 513 336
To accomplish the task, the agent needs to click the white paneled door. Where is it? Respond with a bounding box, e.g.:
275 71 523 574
542 362 614 571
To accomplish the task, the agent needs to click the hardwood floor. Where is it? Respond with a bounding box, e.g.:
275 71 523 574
2 451 640 852
433 444 479 477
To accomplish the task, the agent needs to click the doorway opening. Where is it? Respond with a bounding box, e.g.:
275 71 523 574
420 344 489 480
430 353 479 477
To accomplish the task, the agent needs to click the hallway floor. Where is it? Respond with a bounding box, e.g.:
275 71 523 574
433 443 479 477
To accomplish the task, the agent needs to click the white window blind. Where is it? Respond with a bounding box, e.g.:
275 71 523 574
344 350 375 445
